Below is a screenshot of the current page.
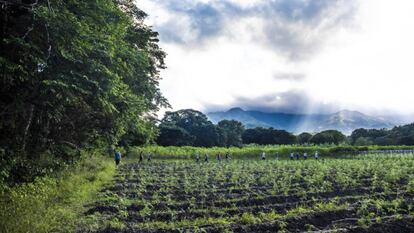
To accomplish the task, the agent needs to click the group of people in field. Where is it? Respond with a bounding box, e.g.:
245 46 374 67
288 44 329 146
258 151 320 160
194 151 320 163
288 151 319 160
113 150 321 166
113 150 154 166
195 152 231 163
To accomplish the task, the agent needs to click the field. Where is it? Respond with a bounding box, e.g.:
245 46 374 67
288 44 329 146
80 153 414 233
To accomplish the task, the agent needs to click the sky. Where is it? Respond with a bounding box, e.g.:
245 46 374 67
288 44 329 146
138 0 414 116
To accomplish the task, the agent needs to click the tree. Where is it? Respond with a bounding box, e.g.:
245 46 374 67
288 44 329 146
156 125 195 146
354 137 373 146
309 130 346 145
242 128 262 145
217 120 245 147
242 127 295 145
350 128 388 145
297 132 312 144
0 0 168 181
158 109 220 147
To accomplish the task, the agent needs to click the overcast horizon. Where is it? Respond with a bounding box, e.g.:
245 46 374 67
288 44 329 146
138 0 414 117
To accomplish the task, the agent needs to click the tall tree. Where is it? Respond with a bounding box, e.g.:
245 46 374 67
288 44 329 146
158 109 220 147
297 132 312 144
309 130 346 145
0 0 168 160
217 120 245 147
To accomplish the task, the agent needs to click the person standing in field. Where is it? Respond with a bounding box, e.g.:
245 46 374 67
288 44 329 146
204 153 209 163
139 151 144 163
195 153 200 163
114 150 121 166
261 152 266 160
216 153 222 162
290 152 294 160
275 152 279 160
303 152 308 160
296 152 300 160
147 153 152 162
225 152 230 161
314 151 319 160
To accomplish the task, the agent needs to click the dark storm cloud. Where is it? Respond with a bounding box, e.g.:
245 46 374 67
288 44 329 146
147 0 243 44
144 0 357 60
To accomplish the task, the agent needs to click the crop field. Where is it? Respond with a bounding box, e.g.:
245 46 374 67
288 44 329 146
81 154 414 233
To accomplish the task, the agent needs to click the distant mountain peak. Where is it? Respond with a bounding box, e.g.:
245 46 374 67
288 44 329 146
335 109 365 116
227 107 245 113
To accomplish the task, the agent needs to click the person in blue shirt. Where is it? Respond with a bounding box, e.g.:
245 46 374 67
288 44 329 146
114 151 121 166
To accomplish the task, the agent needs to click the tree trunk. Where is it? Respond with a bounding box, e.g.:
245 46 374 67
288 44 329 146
21 104 34 155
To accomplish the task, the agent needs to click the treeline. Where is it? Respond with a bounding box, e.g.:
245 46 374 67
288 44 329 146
156 109 414 147
350 124 414 146
1 0 167 183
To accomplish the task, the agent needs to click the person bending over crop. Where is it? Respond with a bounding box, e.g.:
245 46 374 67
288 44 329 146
114 150 122 166
147 153 152 162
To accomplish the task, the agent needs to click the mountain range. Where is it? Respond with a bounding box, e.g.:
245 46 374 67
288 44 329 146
207 108 397 134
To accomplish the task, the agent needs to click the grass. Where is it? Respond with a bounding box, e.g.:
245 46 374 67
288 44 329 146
0 151 116 233
129 144 414 159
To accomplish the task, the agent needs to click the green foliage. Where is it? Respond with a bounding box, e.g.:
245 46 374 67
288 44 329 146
350 124 414 146
309 130 346 145
217 120 245 147
84 153 414 232
0 0 167 182
129 144 414 159
354 137 373 146
242 127 296 145
157 109 220 147
0 152 115 233
297 132 313 144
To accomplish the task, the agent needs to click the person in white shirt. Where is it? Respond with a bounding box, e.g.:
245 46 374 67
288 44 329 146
314 151 319 160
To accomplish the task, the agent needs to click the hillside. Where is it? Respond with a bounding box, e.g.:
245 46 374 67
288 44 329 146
207 108 395 134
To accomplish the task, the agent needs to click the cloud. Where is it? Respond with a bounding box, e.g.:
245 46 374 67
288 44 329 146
140 0 414 116
273 72 306 81
204 90 341 114
141 0 358 60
